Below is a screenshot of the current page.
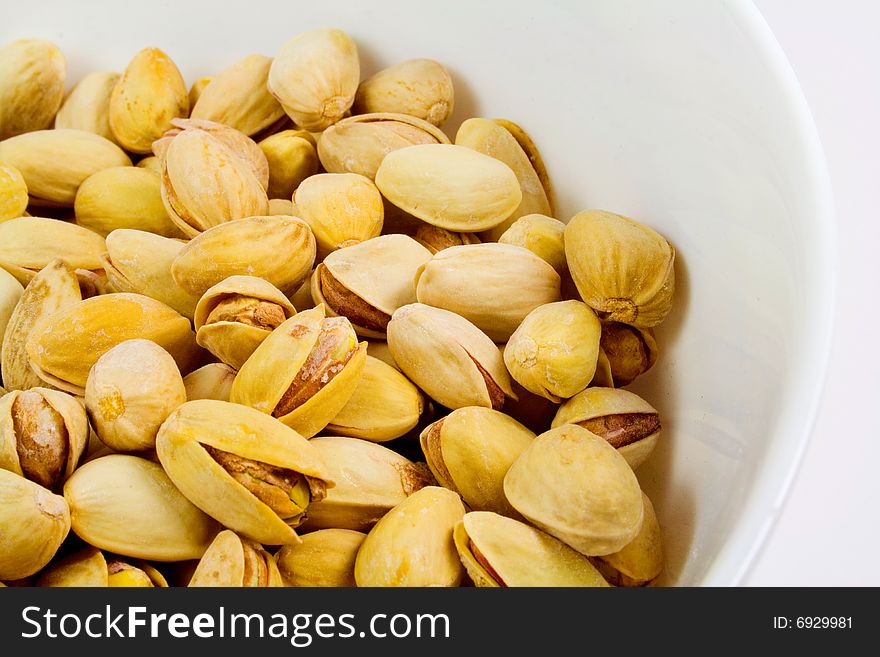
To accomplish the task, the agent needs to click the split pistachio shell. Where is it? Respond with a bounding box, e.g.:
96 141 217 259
188 530 284 587
0 129 131 205
310 234 432 338
325 355 423 442
155 399 333 545
102 229 199 320
565 210 675 328
594 493 663 586
26 292 199 395
276 528 365 587
171 215 315 297
75 166 181 237
305 436 433 531
415 243 561 342
354 59 454 127
64 454 219 560
37 546 108 587
498 214 567 275
375 143 522 232
230 306 367 438
0 160 28 220
259 130 318 199
420 407 533 516
194 275 295 369
0 267 23 347
600 321 658 387
54 71 119 142
354 486 465 587
1 260 81 391
188 77 212 108
85 339 186 452
0 468 70 579
191 54 285 137
183 363 236 402
0 387 88 489
109 48 189 153
551 387 661 470
268 29 360 131
317 112 450 180
0 39 66 140
413 224 480 254
294 173 384 257
504 424 644 556
454 512 609 587
387 303 515 410
503 300 602 402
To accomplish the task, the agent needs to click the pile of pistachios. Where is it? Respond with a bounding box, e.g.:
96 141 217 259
0 28 675 588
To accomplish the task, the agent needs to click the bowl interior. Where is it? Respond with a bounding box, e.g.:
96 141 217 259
9 0 834 584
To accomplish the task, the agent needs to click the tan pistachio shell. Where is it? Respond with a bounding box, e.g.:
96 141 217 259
194 275 296 369
259 129 318 199
413 224 480 254
37 546 108 587
595 493 664 586
354 486 465 587
0 39 66 140
504 424 644 556
288 271 315 311
415 243 561 342
183 363 237 402
454 512 609 587
0 160 28 220
498 214 567 275
188 530 284 587
364 340 399 370
0 468 70 579
0 267 23 346
304 436 433 531
107 560 168 587
600 321 659 387
354 59 454 127
136 155 161 175
64 454 219 561
54 71 119 142
268 198 296 216
494 118 555 215
188 77 213 108
592 347 615 388
276 528 365 587
155 399 334 545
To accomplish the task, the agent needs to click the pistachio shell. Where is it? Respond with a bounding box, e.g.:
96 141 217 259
498 214 567 275
268 198 296 216
37 546 108 587
171 215 315 297
191 54 285 137
188 77 213 108
109 48 189 153
64 454 219 560
413 224 480 254
183 363 237 402
504 424 644 556
259 130 318 199
0 468 70 579
0 39 66 140
454 512 609 587
591 347 615 388
354 486 464 587
565 210 675 328
268 29 360 131
0 160 28 220
0 267 23 347
354 60 454 127
188 530 284 587
595 493 663 586
0 129 131 204
600 321 659 387
364 340 399 371
107 560 167 587
375 143 522 232
54 71 119 142
276 528 365 587
415 243 561 342
136 155 162 175
304 436 433 531
494 118 555 216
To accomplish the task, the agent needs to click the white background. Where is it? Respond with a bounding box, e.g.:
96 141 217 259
747 0 880 585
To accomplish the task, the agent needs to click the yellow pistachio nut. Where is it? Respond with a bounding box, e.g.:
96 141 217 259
354 59 454 127
188 529 284 587
54 71 120 143
498 214 567 275
259 130 318 199
37 546 108 587
183 363 237 402
0 39 66 140
600 321 659 387
106 559 168 587
592 492 664 586
276 528 365 587
0 160 28 221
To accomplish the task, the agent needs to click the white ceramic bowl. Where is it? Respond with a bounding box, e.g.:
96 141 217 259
8 0 834 584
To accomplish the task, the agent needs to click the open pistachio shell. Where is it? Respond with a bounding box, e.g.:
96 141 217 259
258 129 318 199
355 486 465 587
354 60 454 127
454 512 609 587
276 528 365 587
0 160 28 220
183 363 237 402
420 407 533 517
0 468 70 579
600 321 659 387
498 214 567 275
594 493 664 586
194 275 295 369
37 546 108 587
230 305 367 438
156 399 334 545
504 424 644 556
304 436 433 531
0 39 66 140
551 387 661 470
26 293 199 395
189 530 284 587
54 71 119 142
387 303 515 411
310 234 432 338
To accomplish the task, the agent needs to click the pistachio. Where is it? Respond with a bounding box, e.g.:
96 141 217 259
387 303 515 411
375 143 522 232
106 559 168 587
136 155 162 175
354 59 454 127
0 39 66 140
189 530 284 587
501 379 559 435
498 214 567 275
494 118 555 216
289 272 315 311
0 160 28 221
258 130 318 199
109 48 189 153
182 363 237 402
268 198 296 216
504 424 644 556
276 528 365 587
454 512 610 587
0 267 23 351
37 546 108 587
600 321 658 387
565 210 675 328
268 29 360 131
63 454 220 561
415 243 561 342
413 224 480 254
156 399 333 545
592 493 663 586
364 340 399 371
354 486 465 587
188 77 213 109
54 71 119 142
551 387 661 470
